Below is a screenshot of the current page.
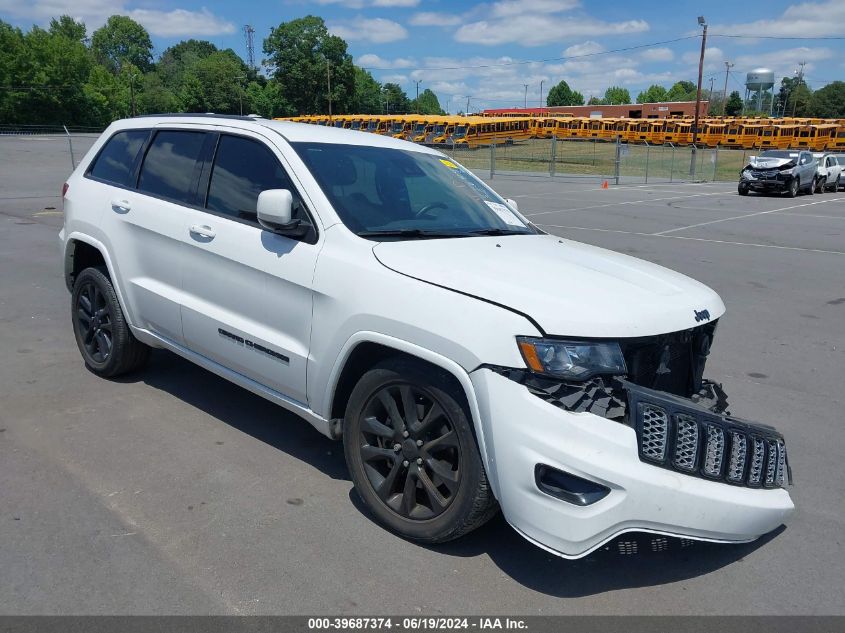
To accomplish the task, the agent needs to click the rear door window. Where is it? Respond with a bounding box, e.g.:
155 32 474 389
138 130 207 204
88 130 149 186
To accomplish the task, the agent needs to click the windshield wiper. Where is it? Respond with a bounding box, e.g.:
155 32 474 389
357 228 468 239
469 228 529 236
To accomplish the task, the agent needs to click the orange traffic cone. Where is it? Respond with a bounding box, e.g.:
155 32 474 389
602 180 609 189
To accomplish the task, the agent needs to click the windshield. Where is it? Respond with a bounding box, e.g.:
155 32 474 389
391 123 404 133
453 125 467 138
413 124 426 134
434 125 446 135
760 150 797 159
292 142 536 239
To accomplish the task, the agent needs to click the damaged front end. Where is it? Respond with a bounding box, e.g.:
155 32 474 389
492 321 791 490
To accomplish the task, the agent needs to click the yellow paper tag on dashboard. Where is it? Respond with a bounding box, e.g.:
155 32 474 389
439 159 458 169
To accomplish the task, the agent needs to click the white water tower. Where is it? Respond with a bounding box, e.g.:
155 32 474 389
745 68 775 114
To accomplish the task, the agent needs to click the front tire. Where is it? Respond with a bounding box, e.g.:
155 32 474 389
815 177 826 194
786 177 800 198
71 267 150 377
738 183 749 196
343 358 497 543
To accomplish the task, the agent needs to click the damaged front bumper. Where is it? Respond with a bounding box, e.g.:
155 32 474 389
471 368 794 559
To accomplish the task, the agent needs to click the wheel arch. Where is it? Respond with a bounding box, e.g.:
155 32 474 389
324 333 497 497
63 233 135 328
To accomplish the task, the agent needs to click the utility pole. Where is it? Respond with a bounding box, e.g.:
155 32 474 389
539 80 545 107
466 95 471 114
690 15 708 178
128 71 137 117
792 61 807 117
721 61 734 115
523 84 528 109
414 80 422 113
709 76 715 112
235 75 246 115
327 60 332 118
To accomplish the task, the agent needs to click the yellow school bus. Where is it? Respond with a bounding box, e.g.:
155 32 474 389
795 124 838 151
700 121 727 147
664 121 692 145
451 117 533 148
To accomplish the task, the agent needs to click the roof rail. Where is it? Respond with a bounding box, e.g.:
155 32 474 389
134 113 258 121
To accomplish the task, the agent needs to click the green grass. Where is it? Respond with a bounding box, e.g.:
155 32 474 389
441 138 751 182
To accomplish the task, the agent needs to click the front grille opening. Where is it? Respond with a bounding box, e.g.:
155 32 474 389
605 534 698 557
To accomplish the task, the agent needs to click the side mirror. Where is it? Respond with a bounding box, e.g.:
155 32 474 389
257 189 307 237
505 198 519 213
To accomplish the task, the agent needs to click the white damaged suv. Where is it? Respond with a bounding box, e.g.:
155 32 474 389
60 115 794 558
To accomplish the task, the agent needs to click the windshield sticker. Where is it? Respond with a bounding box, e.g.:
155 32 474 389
485 201 526 227
439 158 458 169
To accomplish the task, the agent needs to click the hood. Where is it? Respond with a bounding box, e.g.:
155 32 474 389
749 156 795 169
373 234 725 338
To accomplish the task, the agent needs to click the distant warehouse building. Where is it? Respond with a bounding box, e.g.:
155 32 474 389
482 101 709 119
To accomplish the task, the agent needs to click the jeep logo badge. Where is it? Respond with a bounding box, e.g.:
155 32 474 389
694 309 711 322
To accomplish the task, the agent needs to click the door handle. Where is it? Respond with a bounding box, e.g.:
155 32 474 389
189 224 216 240
110 198 131 213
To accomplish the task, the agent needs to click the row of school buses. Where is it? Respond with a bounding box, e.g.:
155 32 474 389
279 113 845 152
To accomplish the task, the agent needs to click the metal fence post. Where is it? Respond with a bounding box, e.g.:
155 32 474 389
670 144 676 182
63 125 76 170
690 145 697 181
645 142 651 184
489 138 495 179
614 135 621 185
592 139 597 166
712 145 719 182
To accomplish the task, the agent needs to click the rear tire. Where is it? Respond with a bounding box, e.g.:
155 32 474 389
343 358 497 544
71 267 150 377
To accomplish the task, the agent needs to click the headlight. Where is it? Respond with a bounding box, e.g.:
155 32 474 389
516 337 627 381
741 169 753 179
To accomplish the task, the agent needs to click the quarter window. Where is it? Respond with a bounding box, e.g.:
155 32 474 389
206 135 304 223
138 130 207 204
89 130 149 186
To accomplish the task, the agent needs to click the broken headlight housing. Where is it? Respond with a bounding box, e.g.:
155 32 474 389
517 337 627 381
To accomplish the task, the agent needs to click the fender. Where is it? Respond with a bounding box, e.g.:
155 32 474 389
324 331 499 498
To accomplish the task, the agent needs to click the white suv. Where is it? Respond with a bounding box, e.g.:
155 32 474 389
60 115 794 558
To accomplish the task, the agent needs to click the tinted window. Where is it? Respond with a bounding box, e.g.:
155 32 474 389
206 135 306 223
89 130 148 186
138 131 207 203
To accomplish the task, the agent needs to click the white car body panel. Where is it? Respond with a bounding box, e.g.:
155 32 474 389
60 115 794 558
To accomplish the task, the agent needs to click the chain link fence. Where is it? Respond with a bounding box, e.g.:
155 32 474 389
440 135 750 185
0 125 103 172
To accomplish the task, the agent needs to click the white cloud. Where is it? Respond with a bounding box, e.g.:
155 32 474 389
409 11 461 26
681 46 724 72
711 1 845 37
314 0 419 6
563 41 605 57
455 15 649 46
356 53 415 68
641 47 674 62
372 0 419 6
490 0 580 18
330 17 408 43
0 0 234 36
127 8 235 37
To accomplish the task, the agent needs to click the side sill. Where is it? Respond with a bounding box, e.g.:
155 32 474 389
133 328 334 439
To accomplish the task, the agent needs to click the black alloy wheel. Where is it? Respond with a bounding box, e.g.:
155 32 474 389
76 279 113 364
71 267 149 377
343 358 497 543
357 382 460 520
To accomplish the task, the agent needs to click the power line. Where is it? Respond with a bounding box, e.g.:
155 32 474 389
711 34 845 40
359 35 699 72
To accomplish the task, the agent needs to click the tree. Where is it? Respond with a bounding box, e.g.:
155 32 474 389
91 15 153 73
245 80 292 118
351 66 382 114
603 86 631 105
725 91 743 116
787 83 813 117
178 49 248 114
808 81 845 118
158 39 219 87
263 15 355 114
49 15 86 43
636 84 668 103
546 80 584 106
382 83 410 113
666 80 696 102
410 88 444 114
136 71 178 115
587 95 603 105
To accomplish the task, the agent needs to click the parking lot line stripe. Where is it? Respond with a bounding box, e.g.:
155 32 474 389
774 212 845 220
523 191 733 217
537 222 845 255
652 197 845 235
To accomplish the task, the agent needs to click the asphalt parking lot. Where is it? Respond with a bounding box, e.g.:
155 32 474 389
1 135 843 615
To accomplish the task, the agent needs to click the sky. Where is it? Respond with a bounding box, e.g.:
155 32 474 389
2 0 844 111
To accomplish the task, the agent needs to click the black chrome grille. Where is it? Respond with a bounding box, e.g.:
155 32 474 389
627 381 789 489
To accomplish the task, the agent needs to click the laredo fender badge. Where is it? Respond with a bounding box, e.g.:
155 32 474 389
694 309 711 322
